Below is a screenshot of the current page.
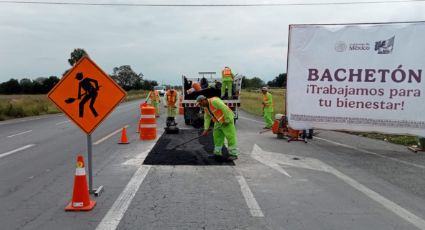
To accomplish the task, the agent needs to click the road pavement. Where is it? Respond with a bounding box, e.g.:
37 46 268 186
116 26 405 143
1 98 425 230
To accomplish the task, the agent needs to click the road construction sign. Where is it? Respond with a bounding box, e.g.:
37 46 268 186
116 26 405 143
48 56 127 134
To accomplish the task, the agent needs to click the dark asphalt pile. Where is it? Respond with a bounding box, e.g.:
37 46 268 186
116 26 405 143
143 129 235 166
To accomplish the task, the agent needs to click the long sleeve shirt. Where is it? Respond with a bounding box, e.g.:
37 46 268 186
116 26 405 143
204 98 235 130
263 92 274 113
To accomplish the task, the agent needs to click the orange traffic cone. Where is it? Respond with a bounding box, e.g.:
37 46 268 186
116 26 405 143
65 155 96 211
119 127 129 144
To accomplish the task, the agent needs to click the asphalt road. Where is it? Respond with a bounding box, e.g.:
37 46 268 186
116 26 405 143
1 98 425 230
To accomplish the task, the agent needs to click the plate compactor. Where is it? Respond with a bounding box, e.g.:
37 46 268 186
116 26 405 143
164 117 179 134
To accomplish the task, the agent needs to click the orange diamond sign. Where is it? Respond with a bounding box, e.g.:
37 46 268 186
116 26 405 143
48 56 127 134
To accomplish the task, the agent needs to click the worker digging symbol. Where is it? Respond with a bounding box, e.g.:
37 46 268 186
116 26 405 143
64 72 99 118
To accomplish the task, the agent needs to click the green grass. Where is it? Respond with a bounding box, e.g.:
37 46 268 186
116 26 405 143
124 90 150 102
240 88 286 116
239 88 418 146
0 90 150 121
348 132 418 146
0 95 60 121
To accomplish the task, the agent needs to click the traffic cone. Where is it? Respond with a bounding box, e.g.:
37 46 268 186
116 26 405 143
119 127 129 144
65 155 96 211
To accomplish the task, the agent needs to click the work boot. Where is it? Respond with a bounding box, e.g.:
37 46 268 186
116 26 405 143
227 156 238 161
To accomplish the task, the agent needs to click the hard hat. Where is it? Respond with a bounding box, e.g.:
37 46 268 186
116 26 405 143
196 95 207 104
261 87 268 91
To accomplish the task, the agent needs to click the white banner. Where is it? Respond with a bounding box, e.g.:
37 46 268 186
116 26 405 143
287 22 425 136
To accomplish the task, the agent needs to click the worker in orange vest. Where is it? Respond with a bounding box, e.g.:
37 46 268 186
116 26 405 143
221 66 234 99
147 87 161 117
197 95 238 161
165 87 178 120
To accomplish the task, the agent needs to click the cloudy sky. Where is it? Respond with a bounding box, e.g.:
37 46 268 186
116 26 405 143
0 0 424 85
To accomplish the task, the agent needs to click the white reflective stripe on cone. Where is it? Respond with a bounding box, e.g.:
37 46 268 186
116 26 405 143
140 115 156 118
75 168 86 176
73 202 84 207
140 124 157 128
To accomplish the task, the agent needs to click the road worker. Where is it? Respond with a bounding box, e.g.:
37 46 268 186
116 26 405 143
221 66 234 99
261 87 274 129
165 87 178 120
197 95 238 160
147 87 161 117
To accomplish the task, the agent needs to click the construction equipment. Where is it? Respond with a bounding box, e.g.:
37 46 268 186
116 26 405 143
164 117 179 134
272 114 307 143
181 73 242 127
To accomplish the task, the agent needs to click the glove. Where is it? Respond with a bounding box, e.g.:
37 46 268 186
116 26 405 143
201 130 209 136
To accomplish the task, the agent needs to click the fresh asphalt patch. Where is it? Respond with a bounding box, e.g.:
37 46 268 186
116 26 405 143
143 129 235 165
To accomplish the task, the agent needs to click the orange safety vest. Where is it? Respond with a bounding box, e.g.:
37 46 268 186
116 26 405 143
222 67 233 78
166 90 177 106
150 90 160 102
204 97 231 124
263 93 273 107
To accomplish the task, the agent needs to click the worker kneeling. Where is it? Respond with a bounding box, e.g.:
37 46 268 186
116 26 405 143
197 95 238 161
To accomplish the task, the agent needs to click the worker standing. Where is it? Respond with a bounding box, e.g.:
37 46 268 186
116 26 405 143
197 95 238 160
261 87 274 129
221 66 234 99
147 87 161 117
165 87 178 121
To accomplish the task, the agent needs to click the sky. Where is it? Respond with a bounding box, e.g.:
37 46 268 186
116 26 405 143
0 0 424 85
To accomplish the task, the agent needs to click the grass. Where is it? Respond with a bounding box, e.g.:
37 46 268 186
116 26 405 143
348 132 418 146
0 95 59 121
0 90 149 121
240 88 286 116
124 90 150 102
239 88 418 146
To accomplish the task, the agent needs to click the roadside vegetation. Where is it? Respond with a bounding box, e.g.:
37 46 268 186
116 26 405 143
124 90 150 102
0 95 59 121
240 88 285 116
0 91 149 121
240 87 417 146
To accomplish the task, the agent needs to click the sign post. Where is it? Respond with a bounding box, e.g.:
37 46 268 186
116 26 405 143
48 56 126 196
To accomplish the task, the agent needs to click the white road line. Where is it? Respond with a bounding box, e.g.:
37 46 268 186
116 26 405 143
95 165 152 230
7 130 32 138
252 144 425 230
236 175 265 217
94 125 129 145
0 144 35 159
122 143 156 166
238 116 264 124
315 137 425 170
329 165 425 230
55 120 70 125
251 145 292 177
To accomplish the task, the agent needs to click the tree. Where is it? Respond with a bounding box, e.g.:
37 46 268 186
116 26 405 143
68 48 88 66
41 76 59 93
20 78 33 94
111 65 143 91
142 80 158 90
0 79 21 94
267 73 287 88
241 76 265 89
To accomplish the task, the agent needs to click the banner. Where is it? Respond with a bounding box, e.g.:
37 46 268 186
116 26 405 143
286 22 425 136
